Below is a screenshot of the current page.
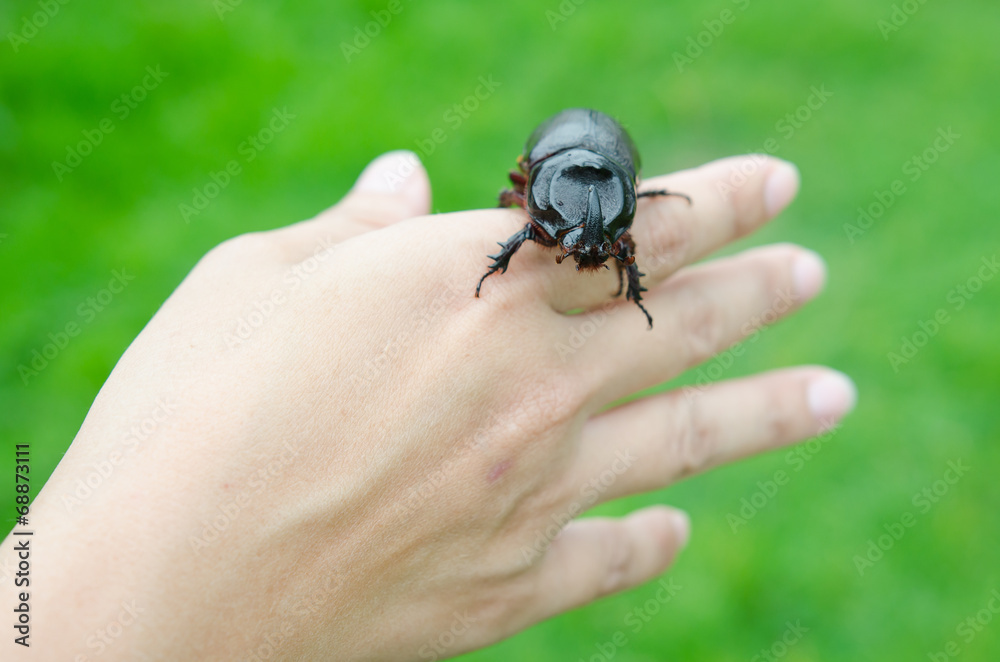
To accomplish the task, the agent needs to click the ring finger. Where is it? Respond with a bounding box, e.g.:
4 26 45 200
572 243 827 408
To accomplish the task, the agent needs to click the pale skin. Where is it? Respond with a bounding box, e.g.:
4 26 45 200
3 151 856 661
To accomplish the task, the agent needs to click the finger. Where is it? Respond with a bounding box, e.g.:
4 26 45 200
577 243 826 406
272 150 431 259
570 367 857 504
546 155 800 313
523 506 689 625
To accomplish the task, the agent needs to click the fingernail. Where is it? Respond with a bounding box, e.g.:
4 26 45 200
793 249 827 301
764 161 800 217
807 371 858 424
671 510 691 549
354 150 427 205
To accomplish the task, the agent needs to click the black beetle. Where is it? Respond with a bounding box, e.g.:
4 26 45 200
475 108 691 328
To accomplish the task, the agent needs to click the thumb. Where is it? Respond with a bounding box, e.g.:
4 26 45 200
338 150 432 227
270 150 432 252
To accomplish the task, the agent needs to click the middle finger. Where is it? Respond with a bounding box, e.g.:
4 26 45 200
546 155 800 313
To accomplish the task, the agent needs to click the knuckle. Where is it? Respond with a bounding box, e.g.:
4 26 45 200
762 380 806 442
510 378 584 443
675 287 727 365
670 396 719 479
599 533 634 597
455 375 583 477
742 254 799 324
209 231 281 262
341 192 416 228
460 574 536 632
638 205 693 273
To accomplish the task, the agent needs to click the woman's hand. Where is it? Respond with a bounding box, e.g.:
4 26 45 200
3 150 855 661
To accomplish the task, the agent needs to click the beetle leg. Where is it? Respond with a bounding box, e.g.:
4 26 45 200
637 188 693 206
498 169 528 208
476 224 534 297
613 234 653 328
498 189 526 209
625 262 653 329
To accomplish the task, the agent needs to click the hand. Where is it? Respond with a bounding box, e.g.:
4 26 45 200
3 150 855 661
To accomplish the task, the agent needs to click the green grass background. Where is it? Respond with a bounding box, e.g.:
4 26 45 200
2 0 999 659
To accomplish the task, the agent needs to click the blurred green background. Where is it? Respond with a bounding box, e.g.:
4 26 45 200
2 0 999 659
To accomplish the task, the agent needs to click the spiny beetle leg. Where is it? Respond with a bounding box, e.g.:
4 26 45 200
498 188 526 209
625 261 653 328
611 233 635 298
613 233 653 328
476 223 534 297
637 188 693 206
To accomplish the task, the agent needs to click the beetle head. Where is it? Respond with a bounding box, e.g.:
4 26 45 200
555 185 613 271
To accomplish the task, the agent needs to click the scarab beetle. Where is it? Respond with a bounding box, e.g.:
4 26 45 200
475 108 691 328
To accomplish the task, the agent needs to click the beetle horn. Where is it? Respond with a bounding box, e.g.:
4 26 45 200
580 185 604 247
